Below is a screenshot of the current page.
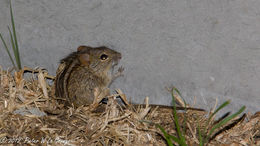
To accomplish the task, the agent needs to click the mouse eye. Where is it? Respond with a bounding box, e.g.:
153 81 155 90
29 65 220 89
100 54 108 60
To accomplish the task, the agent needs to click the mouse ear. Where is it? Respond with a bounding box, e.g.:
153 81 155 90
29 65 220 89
79 53 90 66
77 46 92 52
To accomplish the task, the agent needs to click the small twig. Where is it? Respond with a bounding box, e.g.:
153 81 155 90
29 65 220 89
115 88 129 106
23 66 55 79
150 106 159 117
192 96 197 107
108 112 132 123
38 70 49 99
187 122 199 144
212 98 218 113
209 98 218 125
138 98 151 119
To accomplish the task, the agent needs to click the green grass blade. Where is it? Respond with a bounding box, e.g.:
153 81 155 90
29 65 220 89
172 90 182 137
7 27 16 56
142 120 179 145
198 124 203 146
172 87 188 134
0 33 16 69
201 100 230 144
7 26 19 71
171 89 187 146
143 120 185 145
10 0 21 69
156 124 178 146
209 100 230 121
206 106 245 142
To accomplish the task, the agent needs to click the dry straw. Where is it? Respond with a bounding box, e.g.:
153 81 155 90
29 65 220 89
0 66 259 145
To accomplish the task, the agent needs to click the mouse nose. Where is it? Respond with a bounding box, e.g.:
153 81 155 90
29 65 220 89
113 53 121 64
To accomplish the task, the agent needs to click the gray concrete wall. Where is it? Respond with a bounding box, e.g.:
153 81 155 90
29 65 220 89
1 0 260 113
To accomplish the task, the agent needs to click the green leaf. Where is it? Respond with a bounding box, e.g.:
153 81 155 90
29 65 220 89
10 0 21 69
171 89 187 146
156 124 177 146
7 26 18 66
198 124 203 146
200 100 230 144
172 87 188 134
206 106 246 143
0 33 16 69
209 100 230 122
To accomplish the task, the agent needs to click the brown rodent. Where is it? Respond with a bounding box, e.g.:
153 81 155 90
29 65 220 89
55 46 122 107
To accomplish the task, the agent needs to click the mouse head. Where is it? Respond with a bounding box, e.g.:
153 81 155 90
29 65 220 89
77 46 121 74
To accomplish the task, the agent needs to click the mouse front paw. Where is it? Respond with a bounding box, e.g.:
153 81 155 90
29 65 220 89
117 66 124 74
110 66 124 82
